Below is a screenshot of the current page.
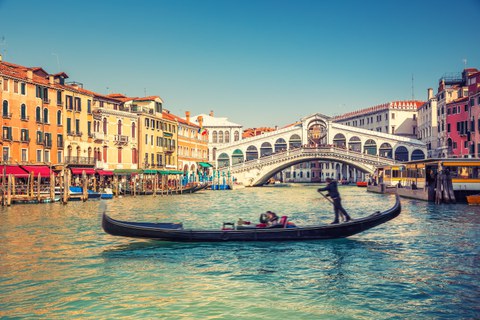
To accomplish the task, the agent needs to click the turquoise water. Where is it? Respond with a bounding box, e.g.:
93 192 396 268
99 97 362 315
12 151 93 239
0 185 479 319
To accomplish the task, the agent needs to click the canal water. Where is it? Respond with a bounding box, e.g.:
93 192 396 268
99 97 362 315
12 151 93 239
0 185 478 319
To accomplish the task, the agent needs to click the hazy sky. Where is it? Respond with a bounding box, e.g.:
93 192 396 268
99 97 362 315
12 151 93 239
1 0 479 128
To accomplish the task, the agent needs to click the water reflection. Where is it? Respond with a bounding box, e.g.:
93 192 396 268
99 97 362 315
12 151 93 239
1 186 479 319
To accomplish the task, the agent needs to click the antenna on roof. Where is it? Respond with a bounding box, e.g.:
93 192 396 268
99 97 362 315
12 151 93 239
0 36 7 59
411 73 415 101
144 88 147 96
52 52 61 70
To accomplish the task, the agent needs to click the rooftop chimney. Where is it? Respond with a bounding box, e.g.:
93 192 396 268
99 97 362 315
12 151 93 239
27 70 33 80
198 115 204 128
427 88 433 100
0 54 2 63
209 110 214 117
185 111 190 123
49 75 54 85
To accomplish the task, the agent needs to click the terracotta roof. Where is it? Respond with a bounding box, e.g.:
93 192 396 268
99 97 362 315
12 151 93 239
167 112 200 128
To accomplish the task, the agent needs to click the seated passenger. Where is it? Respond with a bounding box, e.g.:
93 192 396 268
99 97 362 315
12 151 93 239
258 211 279 227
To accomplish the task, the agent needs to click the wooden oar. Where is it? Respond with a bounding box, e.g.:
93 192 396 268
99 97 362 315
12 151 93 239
317 190 334 204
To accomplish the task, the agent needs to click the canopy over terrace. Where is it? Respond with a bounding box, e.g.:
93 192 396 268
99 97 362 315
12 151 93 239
20 165 55 178
2 165 29 178
70 167 96 175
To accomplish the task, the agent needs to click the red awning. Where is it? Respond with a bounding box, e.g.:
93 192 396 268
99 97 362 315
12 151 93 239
96 169 114 176
71 168 96 175
3 165 29 178
21 165 55 177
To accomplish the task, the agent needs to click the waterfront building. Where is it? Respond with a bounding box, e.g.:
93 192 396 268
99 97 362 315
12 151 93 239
160 110 179 170
92 93 139 170
435 69 477 157
189 111 242 162
170 111 209 179
468 71 480 157
333 100 424 138
1 56 70 166
417 88 438 158
445 96 470 157
62 83 96 170
117 95 171 170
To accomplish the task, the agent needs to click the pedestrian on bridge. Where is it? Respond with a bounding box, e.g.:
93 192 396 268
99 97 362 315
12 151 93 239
317 178 352 224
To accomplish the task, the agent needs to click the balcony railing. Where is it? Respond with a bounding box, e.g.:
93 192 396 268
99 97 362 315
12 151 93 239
114 134 129 144
92 132 105 141
64 156 96 165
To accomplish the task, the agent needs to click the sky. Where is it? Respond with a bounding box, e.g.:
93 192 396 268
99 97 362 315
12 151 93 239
0 0 479 128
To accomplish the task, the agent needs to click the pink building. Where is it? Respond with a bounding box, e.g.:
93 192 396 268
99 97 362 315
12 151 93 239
467 71 480 157
446 96 469 157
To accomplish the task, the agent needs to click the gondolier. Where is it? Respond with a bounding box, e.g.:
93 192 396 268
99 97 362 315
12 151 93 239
317 178 352 224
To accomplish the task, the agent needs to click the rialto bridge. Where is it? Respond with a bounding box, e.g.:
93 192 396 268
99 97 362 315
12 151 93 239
213 113 427 186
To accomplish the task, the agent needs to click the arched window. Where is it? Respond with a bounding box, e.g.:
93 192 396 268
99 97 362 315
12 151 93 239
219 131 224 143
2 100 8 117
234 131 239 141
43 108 49 124
117 120 122 135
36 106 41 122
103 118 107 134
132 148 138 164
225 131 230 143
57 110 62 125
21 104 27 120
212 131 218 143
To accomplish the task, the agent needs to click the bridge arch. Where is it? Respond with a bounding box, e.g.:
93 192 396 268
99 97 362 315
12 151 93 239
218 152 230 168
289 134 302 149
379 142 393 158
246 146 258 161
394 146 409 161
364 139 377 155
275 138 287 152
232 149 244 165
411 149 426 160
260 142 273 157
333 133 346 148
348 136 361 152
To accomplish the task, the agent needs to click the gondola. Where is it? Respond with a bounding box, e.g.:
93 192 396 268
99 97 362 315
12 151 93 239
102 195 401 242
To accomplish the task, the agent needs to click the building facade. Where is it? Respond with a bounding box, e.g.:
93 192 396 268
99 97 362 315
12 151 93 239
417 88 438 158
189 111 243 162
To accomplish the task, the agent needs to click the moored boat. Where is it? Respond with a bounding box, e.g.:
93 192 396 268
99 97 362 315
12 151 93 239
356 181 368 187
466 194 480 205
102 195 401 242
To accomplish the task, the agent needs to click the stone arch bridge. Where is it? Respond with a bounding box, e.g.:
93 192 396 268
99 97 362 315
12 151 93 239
214 113 426 186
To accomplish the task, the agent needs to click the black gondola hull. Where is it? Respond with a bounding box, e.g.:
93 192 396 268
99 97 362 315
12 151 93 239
102 195 401 242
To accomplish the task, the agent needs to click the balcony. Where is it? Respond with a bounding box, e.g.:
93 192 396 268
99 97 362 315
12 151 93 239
92 132 105 141
2 113 12 119
64 156 95 165
114 134 129 145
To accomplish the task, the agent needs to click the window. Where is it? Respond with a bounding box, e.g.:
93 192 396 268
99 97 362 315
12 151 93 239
57 134 64 148
75 119 80 135
103 118 107 134
225 131 230 143
87 100 91 113
118 148 122 163
57 91 62 105
21 104 27 120
57 151 63 163
36 130 44 144
87 121 91 136
3 78 8 91
44 150 50 163
36 106 41 122
36 149 42 162
212 131 217 143
132 122 136 138
2 126 12 140
117 120 122 135
57 110 62 125
2 100 9 117
21 149 27 162
392 113 395 120
43 108 49 124
20 129 29 142
74 97 81 111
2 147 9 161
132 148 138 164
66 95 73 110
66 118 72 134
234 131 239 141
13 80 18 93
